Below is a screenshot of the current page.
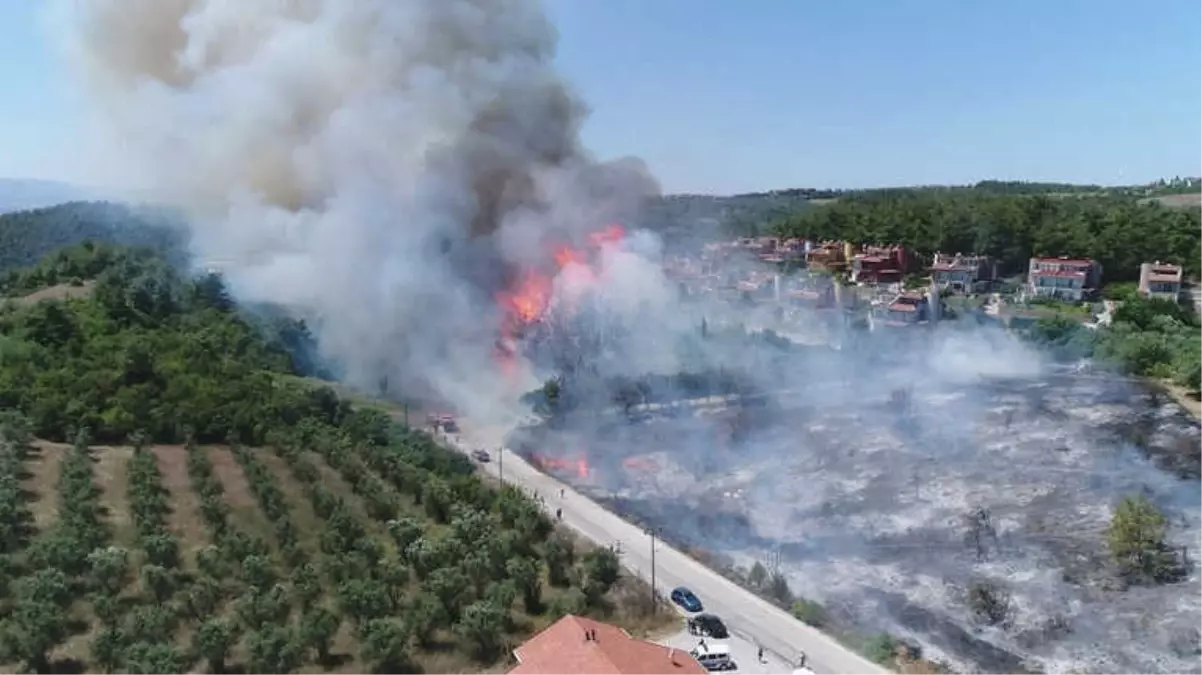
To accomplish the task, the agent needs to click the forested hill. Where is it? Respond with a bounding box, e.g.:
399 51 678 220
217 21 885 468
0 243 321 444
773 190 1201 281
647 179 1200 244
0 201 187 276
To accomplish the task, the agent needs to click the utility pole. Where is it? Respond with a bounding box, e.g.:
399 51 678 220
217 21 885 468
498 446 504 488
647 527 657 606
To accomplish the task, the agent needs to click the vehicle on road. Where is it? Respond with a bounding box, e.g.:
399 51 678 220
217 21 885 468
671 586 703 613
471 449 491 462
690 643 735 671
687 613 729 639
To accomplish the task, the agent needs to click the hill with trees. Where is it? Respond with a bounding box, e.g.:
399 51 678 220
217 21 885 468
0 243 667 673
0 202 187 278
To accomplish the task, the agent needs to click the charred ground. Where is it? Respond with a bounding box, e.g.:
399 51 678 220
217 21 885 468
511 331 1202 674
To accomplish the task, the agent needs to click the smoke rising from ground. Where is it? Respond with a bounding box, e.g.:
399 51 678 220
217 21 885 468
49 0 661 423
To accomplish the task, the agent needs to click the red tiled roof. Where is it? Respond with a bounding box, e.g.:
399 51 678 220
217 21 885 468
888 303 919 312
1032 270 1086 278
509 616 706 675
1033 257 1093 265
1148 274 1181 283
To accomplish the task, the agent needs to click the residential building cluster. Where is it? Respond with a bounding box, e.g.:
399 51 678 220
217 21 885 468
662 234 1188 335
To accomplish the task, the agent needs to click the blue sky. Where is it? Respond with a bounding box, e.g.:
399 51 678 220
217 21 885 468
0 0 1198 194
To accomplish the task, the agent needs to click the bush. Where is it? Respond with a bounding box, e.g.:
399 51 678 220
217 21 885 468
790 598 827 627
1107 494 1184 584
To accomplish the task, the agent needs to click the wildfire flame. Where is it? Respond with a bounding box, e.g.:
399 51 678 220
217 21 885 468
494 224 627 374
531 453 591 479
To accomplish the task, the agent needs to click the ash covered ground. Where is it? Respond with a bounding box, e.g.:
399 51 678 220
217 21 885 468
511 351 1202 674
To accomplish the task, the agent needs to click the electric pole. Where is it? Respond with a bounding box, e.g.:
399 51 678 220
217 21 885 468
498 446 504 488
647 527 658 605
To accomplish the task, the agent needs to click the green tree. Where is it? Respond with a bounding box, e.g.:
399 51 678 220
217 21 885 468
579 548 621 606
193 617 238 674
1107 494 1182 583
299 607 340 665
506 556 543 613
245 626 303 675
543 535 574 587
123 641 188 674
454 600 506 661
90 626 127 673
406 591 448 648
0 600 69 672
360 618 412 673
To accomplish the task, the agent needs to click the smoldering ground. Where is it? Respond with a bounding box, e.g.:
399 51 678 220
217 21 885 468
511 322 1201 674
47 0 661 426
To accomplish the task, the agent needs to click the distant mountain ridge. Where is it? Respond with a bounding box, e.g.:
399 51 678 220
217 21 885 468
0 178 102 214
0 201 189 276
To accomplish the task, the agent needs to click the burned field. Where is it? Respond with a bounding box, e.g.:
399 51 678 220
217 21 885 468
512 366 1201 674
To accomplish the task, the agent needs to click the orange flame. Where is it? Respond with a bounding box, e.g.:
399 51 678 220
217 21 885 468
588 224 627 248
494 224 628 379
497 270 553 325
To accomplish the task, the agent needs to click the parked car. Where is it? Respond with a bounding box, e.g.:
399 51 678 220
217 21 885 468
471 449 491 463
691 643 735 671
687 613 729 638
670 586 703 613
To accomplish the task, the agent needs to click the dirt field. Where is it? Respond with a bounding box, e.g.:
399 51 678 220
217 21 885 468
3 281 96 307
1143 193 1202 209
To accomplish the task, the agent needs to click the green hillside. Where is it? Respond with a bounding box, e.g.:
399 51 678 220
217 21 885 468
0 244 670 673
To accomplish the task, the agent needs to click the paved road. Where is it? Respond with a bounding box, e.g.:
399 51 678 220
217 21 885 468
660 625 794 674
445 431 888 675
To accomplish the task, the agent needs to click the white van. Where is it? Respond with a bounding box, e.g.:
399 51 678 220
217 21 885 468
690 643 735 671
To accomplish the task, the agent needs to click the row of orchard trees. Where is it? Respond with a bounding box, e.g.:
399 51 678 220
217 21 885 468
0 410 626 674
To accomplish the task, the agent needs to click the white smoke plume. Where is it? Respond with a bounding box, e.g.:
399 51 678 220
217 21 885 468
48 0 662 424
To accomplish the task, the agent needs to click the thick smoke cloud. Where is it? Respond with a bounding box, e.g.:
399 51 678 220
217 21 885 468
49 0 660 423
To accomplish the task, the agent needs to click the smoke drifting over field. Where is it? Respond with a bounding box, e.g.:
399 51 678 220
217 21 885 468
512 333 1201 674
49 0 662 424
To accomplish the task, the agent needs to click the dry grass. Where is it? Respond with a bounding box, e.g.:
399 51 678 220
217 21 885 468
92 445 136 547
1152 378 1201 420
258 449 324 554
152 445 211 569
26 441 66 531
5 281 96 307
205 445 278 549
1143 193 1202 209
302 450 396 546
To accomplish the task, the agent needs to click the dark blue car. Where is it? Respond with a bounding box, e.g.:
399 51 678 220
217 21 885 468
671 586 703 613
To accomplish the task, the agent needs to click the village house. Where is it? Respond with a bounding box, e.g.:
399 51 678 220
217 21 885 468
880 291 931 325
931 252 996 293
849 244 919 285
805 241 848 273
508 615 706 675
1138 261 1183 302
1026 256 1103 302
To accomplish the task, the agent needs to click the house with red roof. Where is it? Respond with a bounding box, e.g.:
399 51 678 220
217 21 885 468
1026 256 1103 302
508 615 707 675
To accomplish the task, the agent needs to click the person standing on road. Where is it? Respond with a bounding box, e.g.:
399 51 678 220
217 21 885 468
757 645 764 663
555 507 562 520
559 488 565 499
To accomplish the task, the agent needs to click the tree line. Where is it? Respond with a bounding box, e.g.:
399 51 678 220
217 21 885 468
771 189 1200 280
